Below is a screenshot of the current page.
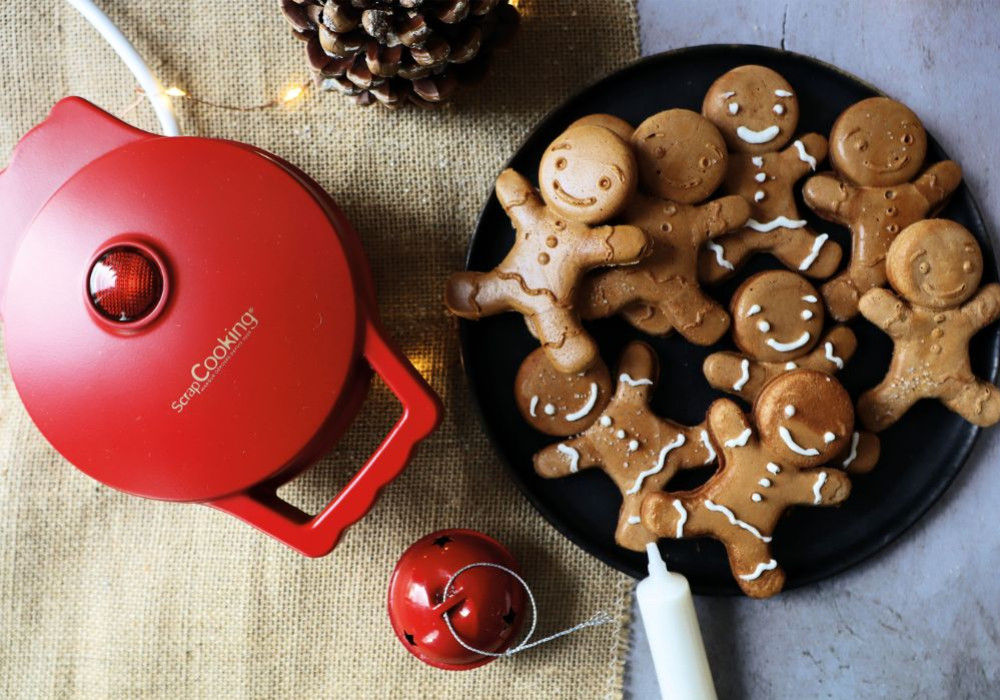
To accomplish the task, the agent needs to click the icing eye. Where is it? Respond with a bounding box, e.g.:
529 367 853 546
773 103 785 115
728 102 739 115
698 155 711 168
918 261 931 274
555 157 567 170
801 309 813 320
757 320 771 332
963 260 974 273
902 133 914 145
598 177 612 190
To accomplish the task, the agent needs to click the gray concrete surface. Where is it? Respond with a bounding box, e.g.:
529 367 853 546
626 2 1000 698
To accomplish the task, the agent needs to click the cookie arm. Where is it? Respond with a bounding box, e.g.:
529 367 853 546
533 433 601 479
611 341 659 404
914 160 962 211
799 326 857 373
961 283 1000 331
703 352 772 403
802 173 853 225
580 224 651 268
495 168 545 229
859 288 912 338
697 195 753 243
784 467 851 507
784 133 828 177
839 430 880 474
707 398 755 462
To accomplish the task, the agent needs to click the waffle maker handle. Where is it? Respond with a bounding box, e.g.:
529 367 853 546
207 318 442 557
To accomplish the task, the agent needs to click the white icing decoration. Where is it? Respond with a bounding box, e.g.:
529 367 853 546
746 304 762 317
754 190 766 202
751 493 763 502
616 429 626 439
842 432 860 468
801 310 814 320
720 90 735 98
779 425 820 456
704 499 772 542
737 124 780 144
785 361 797 370
699 429 716 465
773 103 785 115
626 434 686 495
529 396 539 417
757 320 771 333
724 427 752 448
766 331 811 352
745 216 807 232
707 242 734 270
544 403 556 416
824 341 845 369
798 233 829 271
733 358 751 391
565 382 599 421
600 415 612 427
759 478 772 488
672 499 687 538
812 471 828 504
775 89 794 97
557 444 580 473
728 102 739 115
824 431 836 443
792 139 818 170
619 373 653 387
784 405 796 418
755 172 766 183
752 156 764 167
739 559 778 581
766 462 781 474
628 439 639 453
627 516 641 525
802 295 818 303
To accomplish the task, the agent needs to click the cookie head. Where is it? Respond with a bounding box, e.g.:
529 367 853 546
631 109 728 203
702 65 799 154
829 97 927 186
886 219 982 309
730 271 824 362
538 124 638 224
756 370 853 468
514 347 612 436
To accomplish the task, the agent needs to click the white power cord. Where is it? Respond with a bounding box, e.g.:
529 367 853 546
64 0 180 136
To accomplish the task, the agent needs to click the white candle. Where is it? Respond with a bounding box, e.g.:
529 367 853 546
636 543 717 700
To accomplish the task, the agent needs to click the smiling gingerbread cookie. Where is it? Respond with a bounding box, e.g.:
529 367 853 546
697 65 842 282
804 97 963 321
641 370 854 598
533 342 716 551
857 219 1000 430
514 346 613 436
579 109 751 343
445 125 650 374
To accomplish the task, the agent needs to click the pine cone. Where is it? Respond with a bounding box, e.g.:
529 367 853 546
280 0 519 109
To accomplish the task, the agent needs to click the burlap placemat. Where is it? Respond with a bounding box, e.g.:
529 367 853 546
0 2 640 697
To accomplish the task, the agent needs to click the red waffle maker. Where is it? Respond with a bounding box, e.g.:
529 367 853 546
0 98 441 557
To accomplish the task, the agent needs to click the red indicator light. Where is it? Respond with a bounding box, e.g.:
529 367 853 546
88 246 163 322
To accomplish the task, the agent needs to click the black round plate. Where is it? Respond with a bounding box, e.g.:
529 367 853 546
458 45 999 594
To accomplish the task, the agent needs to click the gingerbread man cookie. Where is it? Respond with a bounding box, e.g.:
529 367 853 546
566 113 634 142
642 370 854 597
701 271 879 472
445 125 650 374
804 97 963 321
697 65 842 282
514 346 613 436
857 219 1000 430
533 342 716 551
578 109 751 343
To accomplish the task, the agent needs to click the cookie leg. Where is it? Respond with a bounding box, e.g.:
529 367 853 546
857 379 919 432
656 278 730 345
621 304 676 336
820 271 862 322
940 378 1000 427
529 306 598 374
772 228 842 279
445 270 516 318
698 233 754 284
578 270 642 320
722 538 785 599
615 494 656 552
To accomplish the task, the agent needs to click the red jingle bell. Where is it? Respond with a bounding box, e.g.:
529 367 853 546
387 529 527 670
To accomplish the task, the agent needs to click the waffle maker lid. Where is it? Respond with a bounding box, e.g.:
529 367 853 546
0 99 387 503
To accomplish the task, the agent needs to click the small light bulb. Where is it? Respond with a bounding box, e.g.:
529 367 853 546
164 86 187 97
282 85 304 102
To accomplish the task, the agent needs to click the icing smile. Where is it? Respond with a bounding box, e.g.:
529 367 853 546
924 281 967 299
551 181 597 207
766 331 812 352
872 155 910 173
661 175 703 189
736 125 780 144
778 425 820 456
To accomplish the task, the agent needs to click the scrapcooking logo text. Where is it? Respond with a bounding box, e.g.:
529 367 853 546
171 308 259 413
